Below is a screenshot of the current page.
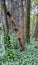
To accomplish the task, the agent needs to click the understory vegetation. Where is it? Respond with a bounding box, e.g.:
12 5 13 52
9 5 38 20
0 31 38 65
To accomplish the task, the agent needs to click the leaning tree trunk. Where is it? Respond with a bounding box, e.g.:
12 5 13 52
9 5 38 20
6 7 25 51
19 0 25 45
26 0 30 43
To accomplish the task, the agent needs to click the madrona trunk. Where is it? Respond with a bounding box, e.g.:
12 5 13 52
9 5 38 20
6 7 25 50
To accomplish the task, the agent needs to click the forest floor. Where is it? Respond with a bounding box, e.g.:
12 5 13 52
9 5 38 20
0 31 38 65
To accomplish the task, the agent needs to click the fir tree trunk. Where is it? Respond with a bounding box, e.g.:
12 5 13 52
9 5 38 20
19 0 25 45
26 0 31 43
1 0 11 50
34 13 38 41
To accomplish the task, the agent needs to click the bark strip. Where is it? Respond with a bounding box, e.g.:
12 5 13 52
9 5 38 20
6 8 25 50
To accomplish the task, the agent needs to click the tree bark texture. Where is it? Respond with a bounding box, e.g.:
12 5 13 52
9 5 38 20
19 0 25 45
26 0 31 43
6 7 25 50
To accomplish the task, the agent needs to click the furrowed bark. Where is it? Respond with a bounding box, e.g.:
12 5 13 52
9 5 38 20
19 0 25 45
7 8 25 51
26 0 30 43
1 0 11 50
1 0 9 36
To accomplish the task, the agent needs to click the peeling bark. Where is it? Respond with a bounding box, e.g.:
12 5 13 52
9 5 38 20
6 8 25 50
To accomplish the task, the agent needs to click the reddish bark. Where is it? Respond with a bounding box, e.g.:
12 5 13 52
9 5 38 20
7 8 25 51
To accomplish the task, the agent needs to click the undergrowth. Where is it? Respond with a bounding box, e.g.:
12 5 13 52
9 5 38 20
0 32 38 65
